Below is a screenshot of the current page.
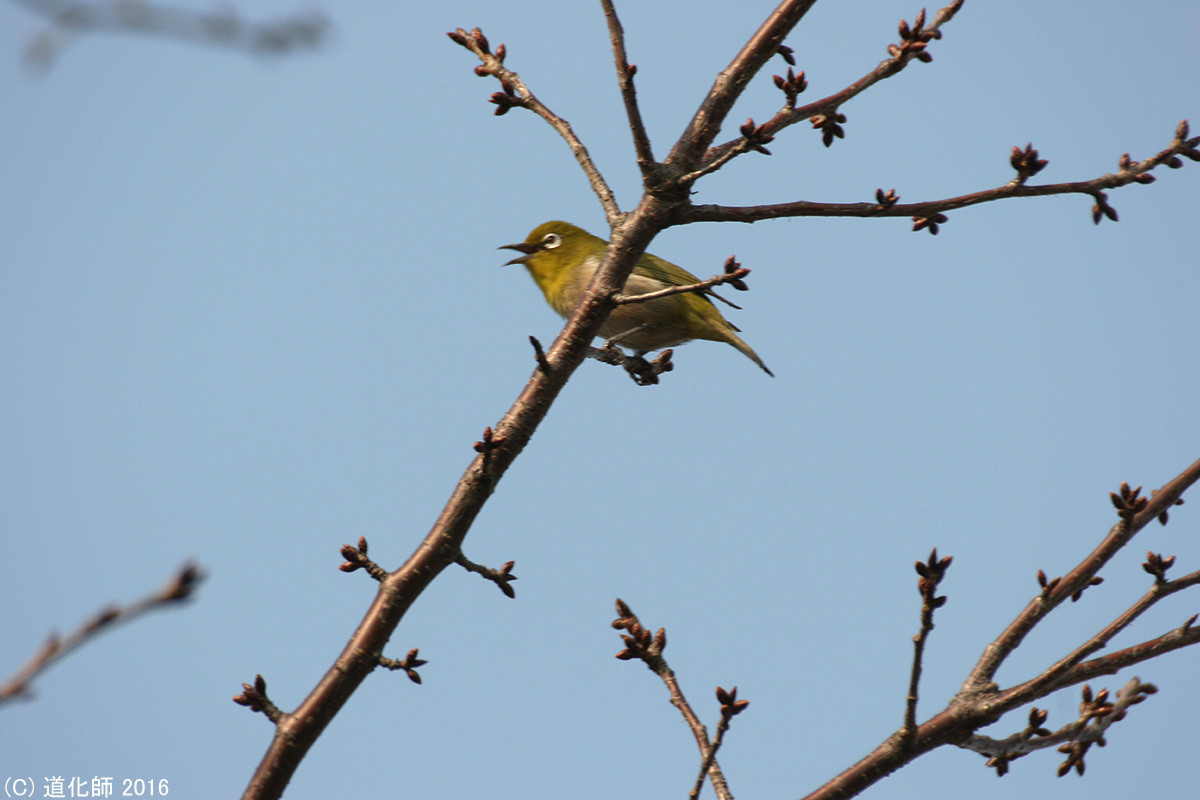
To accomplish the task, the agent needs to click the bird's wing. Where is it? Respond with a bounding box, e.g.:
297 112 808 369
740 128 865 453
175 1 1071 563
636 252 705 287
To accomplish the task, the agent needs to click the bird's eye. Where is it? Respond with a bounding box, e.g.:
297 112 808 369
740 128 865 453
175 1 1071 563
542 233 562 249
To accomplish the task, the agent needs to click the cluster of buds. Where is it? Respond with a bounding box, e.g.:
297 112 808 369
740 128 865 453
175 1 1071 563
1117 152 1157 185
722 256 751 291
914 548 952 607
1036 568 1103 603
1169 119 1200 165
985 707 1053 776
874 188 900 210
447 27 522 115
1149 489 1184 525
473 425 507 457
739 118 775 155
233 674 282 721
772 67 808 106
1110 481 1148 521
1010 143 1049 183
1141 551 1176 584
612 599 667 666
810 111 847 147
889 9 940 63
489 560 519 599
1091 190 1118 225
1055 684 1119 776
339 536 387 580
911 212 948 235
716 685 750 721
379 648 428 685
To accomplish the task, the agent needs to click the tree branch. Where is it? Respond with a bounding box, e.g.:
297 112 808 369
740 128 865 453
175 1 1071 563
0 561 204 706
694 1 966 177
448 27 623 225
16 0 328 68
667 0 821 172
600 0 655 174
801 457 1200 800
683 120 1197 231
612 600 736 800
965 458 1200 693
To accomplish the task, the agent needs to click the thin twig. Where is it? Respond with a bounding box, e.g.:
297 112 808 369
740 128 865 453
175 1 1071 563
600 0 655 172
448 28 622 224
667 0 821 171
612 268 750 306
0 561 204 705
903 550 951 743
612 601 733 800
455 552 518 598
683 121 1193 229
691 0 965 181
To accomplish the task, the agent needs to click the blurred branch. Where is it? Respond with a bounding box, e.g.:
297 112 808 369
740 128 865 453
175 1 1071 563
0 561 204 707
14 0 329 68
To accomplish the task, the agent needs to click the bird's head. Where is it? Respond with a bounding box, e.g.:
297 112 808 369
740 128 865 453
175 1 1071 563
499 221 602 279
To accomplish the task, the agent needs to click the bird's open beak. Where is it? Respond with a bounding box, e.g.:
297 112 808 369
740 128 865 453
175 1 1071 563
499 242 538 266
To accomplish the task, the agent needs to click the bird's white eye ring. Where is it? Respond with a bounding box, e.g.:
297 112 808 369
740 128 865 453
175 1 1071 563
542 233 562 249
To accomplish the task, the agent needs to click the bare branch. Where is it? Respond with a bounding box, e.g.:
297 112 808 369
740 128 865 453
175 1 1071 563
601 0 655 172
683 120 1196 228
667 0 821 172
612 266 752 306
903 549 952 742
612 600 734 800
448 27 622 225
1 561 204 706
17 0 328 68
965 458 1200 693
695 1 966 177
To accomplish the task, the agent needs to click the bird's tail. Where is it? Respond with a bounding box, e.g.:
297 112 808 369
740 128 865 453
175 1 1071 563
726 330 774 377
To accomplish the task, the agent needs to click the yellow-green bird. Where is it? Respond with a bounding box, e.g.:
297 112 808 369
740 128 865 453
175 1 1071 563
500 221 773 376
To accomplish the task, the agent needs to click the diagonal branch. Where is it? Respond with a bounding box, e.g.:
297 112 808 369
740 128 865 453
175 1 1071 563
612 600 735 800
667 0 821 172
449 27 623 224
600 0 655 173
802 457 1200 800
965 457 1200 693
0 561 204 706
694 0 965 179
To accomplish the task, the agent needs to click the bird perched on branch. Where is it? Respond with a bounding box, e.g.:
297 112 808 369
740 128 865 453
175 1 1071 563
500 221 772 376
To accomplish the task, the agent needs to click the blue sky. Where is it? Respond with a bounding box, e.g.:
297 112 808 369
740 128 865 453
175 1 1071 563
2 1 1197 798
